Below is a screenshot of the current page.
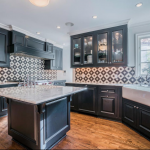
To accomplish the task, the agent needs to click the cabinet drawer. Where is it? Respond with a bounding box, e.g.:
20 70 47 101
99 87 117 94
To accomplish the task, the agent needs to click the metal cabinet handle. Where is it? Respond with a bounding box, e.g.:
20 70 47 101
134 106 136 108
107 95 108 97
81 64 83 65
136 107 139 109
107 90 108 92
110 62 112 64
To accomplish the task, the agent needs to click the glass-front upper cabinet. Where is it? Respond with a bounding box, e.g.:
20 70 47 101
72 37 82 65
112 30 123 63
83 36 93 64
97 33 108 64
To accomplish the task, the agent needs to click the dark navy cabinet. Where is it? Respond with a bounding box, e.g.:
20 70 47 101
45 46 63 70
0 28 10 68
0 84 18 117
71 24 127 68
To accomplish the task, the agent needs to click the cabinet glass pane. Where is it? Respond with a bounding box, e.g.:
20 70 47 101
112 30 123 63
97 33 108 63
73 38 81 65
84 36 93 64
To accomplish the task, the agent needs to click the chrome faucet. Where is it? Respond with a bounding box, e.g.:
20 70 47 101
24 75 36 88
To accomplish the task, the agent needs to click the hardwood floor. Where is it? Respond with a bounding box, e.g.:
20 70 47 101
0 112 150 149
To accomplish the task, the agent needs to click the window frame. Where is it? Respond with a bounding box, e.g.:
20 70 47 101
135 32 150 76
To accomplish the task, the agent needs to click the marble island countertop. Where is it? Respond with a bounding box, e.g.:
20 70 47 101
0 82 18 86
0 85 87 105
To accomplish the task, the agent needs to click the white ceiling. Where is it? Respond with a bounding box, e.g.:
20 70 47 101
0 0 150 45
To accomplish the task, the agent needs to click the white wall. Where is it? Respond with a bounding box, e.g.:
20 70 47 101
57 43 73 82
128 23 150 66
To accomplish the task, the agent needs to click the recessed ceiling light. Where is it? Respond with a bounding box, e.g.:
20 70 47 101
36 32 40 35
92 16 97 19
57 26 60 29
136 2 143 7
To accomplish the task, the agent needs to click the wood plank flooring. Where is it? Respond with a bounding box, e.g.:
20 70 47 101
0 112 150 149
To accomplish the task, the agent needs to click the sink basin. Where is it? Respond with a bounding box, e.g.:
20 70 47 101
123 85 150 106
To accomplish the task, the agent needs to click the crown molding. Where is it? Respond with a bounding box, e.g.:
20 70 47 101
129 20 150 28
0 23 11 31
69 19 130 36
10 25 45 41
45 39 56 45
55 43 63 48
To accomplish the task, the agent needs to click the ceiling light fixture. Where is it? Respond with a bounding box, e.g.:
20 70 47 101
29 0 50 7
92 16 97 19
65 22 74 27
57 26 60 29
36 32 40 35
136 2 143 7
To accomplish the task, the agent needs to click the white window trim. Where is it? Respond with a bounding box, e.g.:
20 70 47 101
135 32 150 77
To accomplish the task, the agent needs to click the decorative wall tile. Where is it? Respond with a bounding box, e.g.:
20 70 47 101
0 55 57 82
75 67 148 84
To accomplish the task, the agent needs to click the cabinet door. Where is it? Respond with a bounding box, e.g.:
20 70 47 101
71 37 82 66
83 35 94 65
110 25 127 66
122 99 137 128
51 47 63 70
96 30 110 66
71 93 78 111
78 87 96 115
46 42 53 53
0 28 10 68
12 31 25 46
137 106 150 138
25 37 45 52
98 94 118 118
0 97 7 117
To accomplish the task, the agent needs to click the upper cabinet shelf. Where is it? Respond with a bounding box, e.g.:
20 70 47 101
71 25 127 68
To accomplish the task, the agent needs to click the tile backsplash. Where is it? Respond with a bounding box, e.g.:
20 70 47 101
0 55 57 82
75 67 148 84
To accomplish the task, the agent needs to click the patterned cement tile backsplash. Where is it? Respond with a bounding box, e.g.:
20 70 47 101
75 67 149 84
0 55 57 82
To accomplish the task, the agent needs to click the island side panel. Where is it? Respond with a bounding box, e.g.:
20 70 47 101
6 96 71 149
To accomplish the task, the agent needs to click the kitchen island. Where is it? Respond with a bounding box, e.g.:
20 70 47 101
0 85 87 149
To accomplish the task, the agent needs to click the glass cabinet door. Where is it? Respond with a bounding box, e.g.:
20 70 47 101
83 36 93 64
97 33 108 64
112 30 123 63
73 38 82 65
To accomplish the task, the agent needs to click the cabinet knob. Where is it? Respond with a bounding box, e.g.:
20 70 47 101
110 62 112 64
134 106 136 108
136 107 139 109
107 95 108 97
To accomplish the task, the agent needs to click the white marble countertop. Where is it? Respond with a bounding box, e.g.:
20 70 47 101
0 82 18 86
0 85 87 105
66 82 124 86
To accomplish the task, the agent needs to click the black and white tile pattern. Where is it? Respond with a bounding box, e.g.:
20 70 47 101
75 67 148 84
0 55 57 82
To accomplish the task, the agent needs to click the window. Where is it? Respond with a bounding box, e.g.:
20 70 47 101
135 32 150 76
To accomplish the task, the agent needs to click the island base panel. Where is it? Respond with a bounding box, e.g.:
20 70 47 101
7 96 71 149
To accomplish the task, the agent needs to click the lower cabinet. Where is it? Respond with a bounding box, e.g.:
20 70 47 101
71 93 78 111
78 87 97 115
0 97 7 117
123 98 150 138
98 94 118 119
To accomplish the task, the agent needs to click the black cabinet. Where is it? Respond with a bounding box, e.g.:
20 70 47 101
71 25 127 68
71 93 78 111
122 99 137 127
123 98 150 139
45 46 63 70
0 28 10 68
98 86 122 120
78 86 97 115
0 97 7 117
98 94 118 119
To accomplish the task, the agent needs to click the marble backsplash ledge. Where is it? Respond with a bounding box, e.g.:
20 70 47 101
0 55 57 82
75 67 148 84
